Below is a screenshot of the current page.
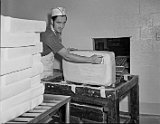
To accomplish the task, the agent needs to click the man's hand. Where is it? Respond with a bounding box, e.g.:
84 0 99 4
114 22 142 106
67 48 78 51
90 54 103 64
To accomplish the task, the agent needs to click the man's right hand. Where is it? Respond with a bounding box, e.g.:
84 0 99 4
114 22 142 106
90 54 103 64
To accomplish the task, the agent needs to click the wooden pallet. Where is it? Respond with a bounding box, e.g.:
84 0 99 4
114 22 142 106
44 75 129 102
5 94 71 124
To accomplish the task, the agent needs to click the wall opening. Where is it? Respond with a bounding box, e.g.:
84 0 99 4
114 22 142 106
93 37 130 74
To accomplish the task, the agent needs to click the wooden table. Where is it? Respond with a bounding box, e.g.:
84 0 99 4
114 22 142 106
103 75 139 123
5 94 71 124
44 75 139 123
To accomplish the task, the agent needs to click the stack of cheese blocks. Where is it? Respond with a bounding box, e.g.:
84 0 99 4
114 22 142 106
0 15 46 123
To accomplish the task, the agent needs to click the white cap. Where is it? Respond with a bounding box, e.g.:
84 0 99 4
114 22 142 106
51 7 66 17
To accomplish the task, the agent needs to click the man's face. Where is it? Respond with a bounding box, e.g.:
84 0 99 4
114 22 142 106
53 16 67 33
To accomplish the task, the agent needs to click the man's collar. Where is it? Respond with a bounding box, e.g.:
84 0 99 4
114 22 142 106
50 25 56 35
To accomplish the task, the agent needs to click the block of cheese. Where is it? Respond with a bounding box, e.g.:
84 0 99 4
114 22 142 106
30 84 44 109
32 62 43 77
1 47 33 60
33 53 41 63
0 68 32 87
0 95 44 123
31 42 43 54
1 15 46 33
1 55 33 75
30 95 43 109
0 99 31 123
0 78 31 100
31 83 45 98
63 50 116 86
0 89 31 111
1 32 40 47
31 75 41 87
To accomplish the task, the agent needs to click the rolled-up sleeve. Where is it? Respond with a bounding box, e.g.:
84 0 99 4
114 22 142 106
41 31 64 54
45 33 64 53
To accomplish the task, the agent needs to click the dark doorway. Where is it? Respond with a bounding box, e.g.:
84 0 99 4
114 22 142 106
93 37 130 74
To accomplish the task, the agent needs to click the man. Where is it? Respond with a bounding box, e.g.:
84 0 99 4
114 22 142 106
41 7 102 79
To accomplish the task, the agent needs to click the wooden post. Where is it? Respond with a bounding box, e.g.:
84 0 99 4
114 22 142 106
129 80 139 124
104 92 120 123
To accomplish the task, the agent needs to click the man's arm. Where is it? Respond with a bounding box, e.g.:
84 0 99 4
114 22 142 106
58 48 102 64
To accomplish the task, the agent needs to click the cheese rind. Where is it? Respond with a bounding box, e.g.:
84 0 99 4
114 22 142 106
0 84 44 123
63 50 116 86
32 62 43 77
0 78 31 100
0 68 32 87
31 83 45 98
0 100 31 123
1 15 46 33
31 75 41 87
30 95 43 109
33 53 41 63
1 55 33 75
1 32 40 47
0 89 31 111
31 42 43 54
1 47 33 60
0 15 45 124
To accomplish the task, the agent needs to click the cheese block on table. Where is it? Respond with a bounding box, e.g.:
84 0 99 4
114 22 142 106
1 32 40 47
1 15 46 33
0 55 33 75
0 78 31 100
0 99 31 124
0 67 32 87
1 47 33 60
63 50 116 86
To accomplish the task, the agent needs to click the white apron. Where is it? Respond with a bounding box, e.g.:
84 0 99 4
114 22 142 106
40 52 54 79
